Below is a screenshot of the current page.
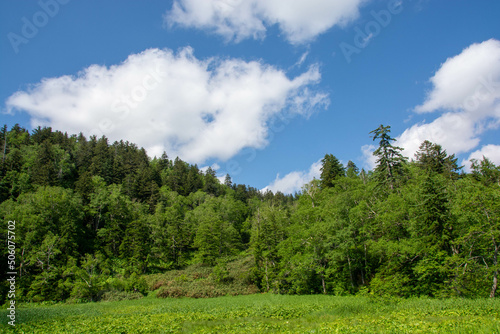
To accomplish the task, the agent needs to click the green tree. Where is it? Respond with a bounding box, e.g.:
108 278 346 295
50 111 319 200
470 157 500 187
250 204 288 292
224 174 232 187
89 179 135 258
320 154 345 188
150 189 192 269
167 157 189 195
74 133 93 174
89 136 114 184
346 160 359 178
0 186 85 301
186 164 203 194
409 173 454 296
370 125 407 190
120 217 151 274
203 166 220 196
415 140 461 179
451 176 500 297
64 253 107 302
191 197 242 265
31 140 57 186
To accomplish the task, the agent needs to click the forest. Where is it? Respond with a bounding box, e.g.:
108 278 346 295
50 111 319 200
0 123 499 303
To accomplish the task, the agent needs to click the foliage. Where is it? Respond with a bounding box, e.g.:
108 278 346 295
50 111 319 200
370 124 407 190
319 153 345 188
1 123 499 304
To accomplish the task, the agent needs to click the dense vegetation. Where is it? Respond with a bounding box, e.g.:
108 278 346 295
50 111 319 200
1 294 499 333
0 123 499 303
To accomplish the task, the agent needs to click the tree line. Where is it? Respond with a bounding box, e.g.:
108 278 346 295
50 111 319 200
0 124 499 302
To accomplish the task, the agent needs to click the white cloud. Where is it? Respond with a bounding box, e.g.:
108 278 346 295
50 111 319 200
416 39 500 114
165 0 366 44
6 47 328 163
397 39 500 159
461 144 500 172
398 112 481 159
262 159 322 194
360 144 377 170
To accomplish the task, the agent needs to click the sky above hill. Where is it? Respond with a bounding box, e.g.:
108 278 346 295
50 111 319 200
1 0 499 193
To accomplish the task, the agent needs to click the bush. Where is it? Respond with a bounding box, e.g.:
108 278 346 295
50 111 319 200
101 290 144 302
125 273 148 294
157 286 185 298
212 261 232 283
150 255 259 299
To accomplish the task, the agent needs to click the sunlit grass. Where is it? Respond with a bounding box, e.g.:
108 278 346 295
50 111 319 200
1 294 499 333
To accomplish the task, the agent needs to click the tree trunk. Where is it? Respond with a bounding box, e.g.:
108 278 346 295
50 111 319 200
347 253 355 289
490 237 498 298
265 259 270 292
362 243 368 285
319 265 326 295
489 270 497 298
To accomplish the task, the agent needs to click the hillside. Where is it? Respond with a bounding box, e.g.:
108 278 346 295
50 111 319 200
1 124 499 303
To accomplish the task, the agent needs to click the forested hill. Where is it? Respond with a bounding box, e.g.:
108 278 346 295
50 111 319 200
0 123 499 303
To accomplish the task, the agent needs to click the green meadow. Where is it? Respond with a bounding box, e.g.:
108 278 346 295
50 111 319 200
1 294 499 333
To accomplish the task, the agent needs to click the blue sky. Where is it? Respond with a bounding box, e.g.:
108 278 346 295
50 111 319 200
1 0 500 193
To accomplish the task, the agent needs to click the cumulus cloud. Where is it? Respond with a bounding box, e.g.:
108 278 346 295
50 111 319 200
6 47 328 163
461 144 500 172
360 144 377 170
415 39 500 114
165 0 366 44
262 159 322 194
397 39 500 159
397 112 481 158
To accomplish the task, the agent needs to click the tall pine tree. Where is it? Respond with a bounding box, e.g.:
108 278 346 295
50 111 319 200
320 154 345 188
370 125 407 190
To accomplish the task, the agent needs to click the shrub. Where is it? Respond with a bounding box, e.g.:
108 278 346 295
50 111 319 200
101 291 144 302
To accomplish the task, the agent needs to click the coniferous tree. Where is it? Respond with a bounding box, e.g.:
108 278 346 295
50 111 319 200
346 160 359 178
320 154 345 188
224 174 232 187
31 140 57 186
1 124 8 167
186 165 203 194
203 167 220 196
89 136 114 184
167 157 189 195
410 172 454 296
471 157 500 187
158 152 170 170
233 183 248 203
74 133 92 174
370 125 407 190
2 124 500 302
415 140 461 179
31 126 53 144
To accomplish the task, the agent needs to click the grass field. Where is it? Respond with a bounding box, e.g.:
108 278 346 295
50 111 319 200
1 294 499 333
